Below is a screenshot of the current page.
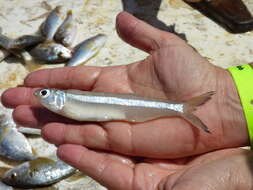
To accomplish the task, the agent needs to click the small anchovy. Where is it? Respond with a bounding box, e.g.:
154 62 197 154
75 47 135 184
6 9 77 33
34 89 215 133
9 35 45 50
30 41 72 63
41 6 64 40
18 127 41 136
55 10 77 47
66 34 107 67
2 157 76 188
0 115 35 161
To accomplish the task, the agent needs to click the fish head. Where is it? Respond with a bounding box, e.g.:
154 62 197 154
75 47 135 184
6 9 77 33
34 89 65 112
2 162 30 187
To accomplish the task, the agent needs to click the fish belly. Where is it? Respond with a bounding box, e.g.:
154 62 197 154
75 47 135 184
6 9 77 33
61 100 179 122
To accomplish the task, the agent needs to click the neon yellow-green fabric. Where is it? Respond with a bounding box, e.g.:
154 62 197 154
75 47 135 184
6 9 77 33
228 64 253 148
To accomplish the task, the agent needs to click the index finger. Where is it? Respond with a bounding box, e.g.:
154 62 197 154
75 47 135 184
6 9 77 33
24 66 102 90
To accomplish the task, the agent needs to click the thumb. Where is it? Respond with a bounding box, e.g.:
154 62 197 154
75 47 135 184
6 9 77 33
116 11 185 53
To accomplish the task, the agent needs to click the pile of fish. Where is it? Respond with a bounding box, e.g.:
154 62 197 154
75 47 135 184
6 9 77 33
0 111 78 189
0 5 107 67
0 5 108 189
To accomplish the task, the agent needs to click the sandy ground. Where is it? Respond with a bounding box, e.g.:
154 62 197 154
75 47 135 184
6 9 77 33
0 0 253 189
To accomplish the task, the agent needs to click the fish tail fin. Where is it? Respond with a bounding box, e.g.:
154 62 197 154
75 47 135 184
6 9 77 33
182 91 215 133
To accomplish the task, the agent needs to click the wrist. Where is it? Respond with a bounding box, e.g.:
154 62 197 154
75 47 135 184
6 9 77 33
214 66 248 147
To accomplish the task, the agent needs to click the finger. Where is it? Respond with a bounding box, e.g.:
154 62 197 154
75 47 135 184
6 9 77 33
13 105 79 128
42 122 109 148
41 118 213 159
24 66 102 89
57 144 134 190
1 87 39 108
116 11 185 53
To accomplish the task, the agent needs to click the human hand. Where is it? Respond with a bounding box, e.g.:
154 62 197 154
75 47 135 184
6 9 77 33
55 146 253 190
1 12 248 158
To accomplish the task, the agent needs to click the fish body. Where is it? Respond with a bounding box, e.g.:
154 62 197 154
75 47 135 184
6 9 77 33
0 125 35 161
3 157 76 188
55 10 77 47
30 41 72 63
10 35 45 50
66 34 107 67
0 114 34 161
41 6 64 40
34 89 214 133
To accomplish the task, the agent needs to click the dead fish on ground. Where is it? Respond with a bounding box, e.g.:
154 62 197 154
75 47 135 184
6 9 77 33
34 88 215 133
0 115 35 161
41 6 65 40
55 10 77 47
9 35 45 50
66 34 107 67
30 41 72 63
2 157 76 188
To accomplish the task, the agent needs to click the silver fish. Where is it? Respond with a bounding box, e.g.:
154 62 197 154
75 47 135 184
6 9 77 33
30 41 72 63
18 127 41 136
9 35 45 50
0 115 35 161
66 34 107 67
55 10 77 47
2 157 76 188
34 89 214 133
41 6 64 40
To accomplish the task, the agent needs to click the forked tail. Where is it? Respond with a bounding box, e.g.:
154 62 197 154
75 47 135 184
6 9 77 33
182 91 215 133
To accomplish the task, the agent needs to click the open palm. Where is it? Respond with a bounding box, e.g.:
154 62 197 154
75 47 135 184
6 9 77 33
1 12 249 189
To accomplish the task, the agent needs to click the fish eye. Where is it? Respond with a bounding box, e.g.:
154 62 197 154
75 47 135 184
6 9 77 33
39 89 50 98
11 172 17 179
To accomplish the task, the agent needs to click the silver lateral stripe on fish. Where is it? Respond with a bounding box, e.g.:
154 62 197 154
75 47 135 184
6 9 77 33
34 89 215 133
9 35 45 49
2 157 76 188
55 10 77 47
30 41 72 63
66 34 107 67
41 6 64 40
